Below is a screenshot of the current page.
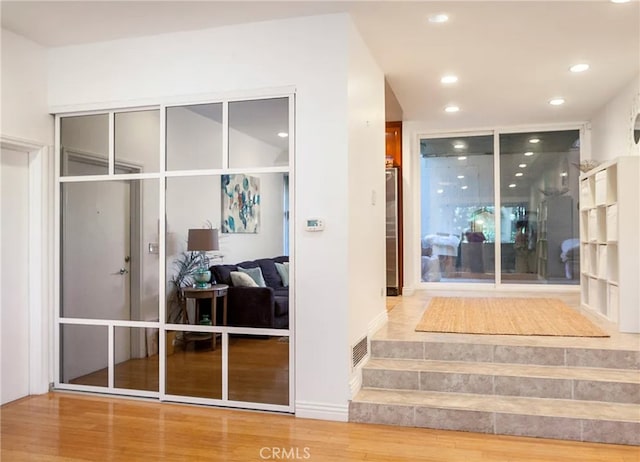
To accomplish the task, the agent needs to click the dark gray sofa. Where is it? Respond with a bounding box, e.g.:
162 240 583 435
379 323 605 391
209 256 289 329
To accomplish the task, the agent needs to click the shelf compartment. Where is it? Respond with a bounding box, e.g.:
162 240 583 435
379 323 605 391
580 210 589 242
608 283 619 323
607 243 619 284
597 245 607 279
580 177 594 209
594 170 607 206
606 204 618 242
606 164 617 204
587 209 598 242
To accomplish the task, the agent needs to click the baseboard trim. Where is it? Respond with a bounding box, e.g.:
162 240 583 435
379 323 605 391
295 401 349 422
349 371 363 398
368 310 388 337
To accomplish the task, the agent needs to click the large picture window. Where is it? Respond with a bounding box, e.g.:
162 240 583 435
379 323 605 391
420 129 580 285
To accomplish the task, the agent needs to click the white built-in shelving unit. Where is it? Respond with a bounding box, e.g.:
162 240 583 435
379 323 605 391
579 156 640 333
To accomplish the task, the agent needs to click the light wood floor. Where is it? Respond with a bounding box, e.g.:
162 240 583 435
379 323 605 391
1 393 638 461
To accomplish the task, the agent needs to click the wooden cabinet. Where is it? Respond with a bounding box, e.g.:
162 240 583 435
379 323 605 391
385 122 402 293
579 156 639 333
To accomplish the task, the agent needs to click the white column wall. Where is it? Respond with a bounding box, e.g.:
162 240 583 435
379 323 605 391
590 75 640 162
346 22 387 396
47 14 353 419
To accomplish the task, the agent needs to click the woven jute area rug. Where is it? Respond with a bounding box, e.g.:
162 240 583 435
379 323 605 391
416 297 609 337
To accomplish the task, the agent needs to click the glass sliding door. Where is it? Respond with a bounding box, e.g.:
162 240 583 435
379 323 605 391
499 130 580 284
57 94 294 412
420 134 495 283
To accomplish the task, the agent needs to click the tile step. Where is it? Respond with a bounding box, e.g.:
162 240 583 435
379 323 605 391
363 359 640 403
370 339 640 370
350 388 640 445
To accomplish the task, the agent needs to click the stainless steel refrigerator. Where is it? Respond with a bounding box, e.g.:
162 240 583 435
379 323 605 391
386 168 400 295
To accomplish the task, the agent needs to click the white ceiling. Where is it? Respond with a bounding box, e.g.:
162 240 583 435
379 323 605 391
2 1 639 128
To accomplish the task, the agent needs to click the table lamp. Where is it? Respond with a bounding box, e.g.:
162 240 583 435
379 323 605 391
187 228 219 288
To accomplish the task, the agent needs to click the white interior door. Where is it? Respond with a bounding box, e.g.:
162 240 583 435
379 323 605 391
61 158 131 382
0 148 30 404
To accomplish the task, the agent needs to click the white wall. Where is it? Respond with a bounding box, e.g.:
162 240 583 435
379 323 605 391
1 29 54 399
590 75 640 162
0 149 30 404
346 21 386 395
385 79 403 122
1 29 53 145
47 14 357 420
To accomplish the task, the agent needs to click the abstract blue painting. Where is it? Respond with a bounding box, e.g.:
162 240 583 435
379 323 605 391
221 174 260 233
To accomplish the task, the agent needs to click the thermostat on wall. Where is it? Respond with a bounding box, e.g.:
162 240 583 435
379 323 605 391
305 218 324 231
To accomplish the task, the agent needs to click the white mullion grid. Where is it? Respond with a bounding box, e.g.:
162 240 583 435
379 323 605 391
108 324 115 389
162 394 290 413
108 112 115 175
221 332 229 401
494 131 502 286
164 166 288 178
222 101 229 169
59 318 160 328
53 115 62 387
287 93 295 412
54 92 296 412
59 172 161 183
56 382 159 399
159 104 167 399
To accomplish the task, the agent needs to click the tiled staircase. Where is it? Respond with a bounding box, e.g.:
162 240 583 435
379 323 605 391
350 338 640 445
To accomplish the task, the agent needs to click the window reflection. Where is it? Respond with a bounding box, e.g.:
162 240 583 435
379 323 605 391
420 135 495 282
500 130 580 284
166 103 223 171
229 98 289 168
60 114 109 176
60 179 159 320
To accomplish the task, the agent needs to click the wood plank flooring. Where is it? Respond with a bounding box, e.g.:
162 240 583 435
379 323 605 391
2 393 638 461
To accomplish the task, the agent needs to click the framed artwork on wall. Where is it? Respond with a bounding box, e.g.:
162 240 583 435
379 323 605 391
221 174 260 233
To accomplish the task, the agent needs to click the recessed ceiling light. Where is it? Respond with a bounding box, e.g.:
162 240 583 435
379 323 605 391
524 151 534 156
437 189 444 194
519 163 527 168
529 138 540 144
428 13 449 23
445 105 460 113
515 172 524 177
277 132 288 138
453 143 465 149
508 183 517 188
611 0 630 3
570 63 590 73
441 75 458 84
457 175 465 179
461 185 468 190
458 156 467 160
549 98 565 106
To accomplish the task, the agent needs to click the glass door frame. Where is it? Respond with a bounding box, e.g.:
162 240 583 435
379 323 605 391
414 124 586 290
53 91 296 413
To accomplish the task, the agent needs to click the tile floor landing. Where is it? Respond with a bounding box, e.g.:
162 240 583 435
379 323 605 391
350 290 640 446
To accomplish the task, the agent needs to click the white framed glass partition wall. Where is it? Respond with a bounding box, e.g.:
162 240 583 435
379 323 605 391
419 128 581 286
55 94 295 413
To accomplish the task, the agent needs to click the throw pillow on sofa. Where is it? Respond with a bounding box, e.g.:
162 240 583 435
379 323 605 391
275 262 289 287
237 266 267 287
230 271 259 287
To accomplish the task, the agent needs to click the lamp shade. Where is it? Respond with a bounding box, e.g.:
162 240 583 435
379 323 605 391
187 228 219 252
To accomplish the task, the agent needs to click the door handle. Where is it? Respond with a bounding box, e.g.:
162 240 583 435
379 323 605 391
114 268 129 275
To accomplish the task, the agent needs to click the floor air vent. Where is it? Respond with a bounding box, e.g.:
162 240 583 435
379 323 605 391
352 336 368 368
